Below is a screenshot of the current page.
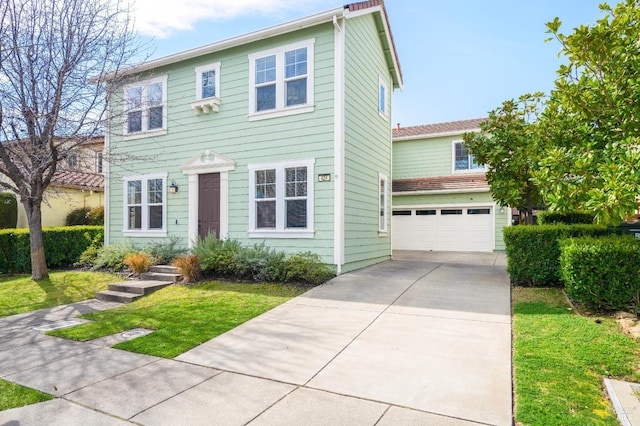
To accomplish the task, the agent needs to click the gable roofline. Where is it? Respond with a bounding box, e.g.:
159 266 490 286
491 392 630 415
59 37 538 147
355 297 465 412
392 118 487 141
115 2 402 89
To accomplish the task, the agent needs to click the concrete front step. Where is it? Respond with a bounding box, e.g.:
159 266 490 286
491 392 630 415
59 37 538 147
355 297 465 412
140 272 181 283
108 281 173 295
149 265 180 274
95 290 144 304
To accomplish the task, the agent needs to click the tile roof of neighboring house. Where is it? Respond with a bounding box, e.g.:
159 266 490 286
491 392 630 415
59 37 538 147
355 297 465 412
393 118 487 139
52 170 104 191
392 174 488 193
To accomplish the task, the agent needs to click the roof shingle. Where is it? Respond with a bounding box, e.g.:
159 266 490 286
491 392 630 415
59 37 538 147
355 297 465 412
52 170 104 190
393 118 486 139
392 174 488 193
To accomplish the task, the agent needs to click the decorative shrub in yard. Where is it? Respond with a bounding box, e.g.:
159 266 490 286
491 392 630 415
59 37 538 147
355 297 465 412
560 235 640 312
65 206 104 226
123 252 152 277
504 224 615 286
0 226 103 273
538 210 595 225
172 255 201 283
192 235 334 285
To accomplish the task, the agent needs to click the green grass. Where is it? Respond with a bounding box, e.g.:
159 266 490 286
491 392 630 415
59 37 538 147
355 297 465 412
0 271 121 317
0 379 53 411
513 287 640 425
49 281 306 358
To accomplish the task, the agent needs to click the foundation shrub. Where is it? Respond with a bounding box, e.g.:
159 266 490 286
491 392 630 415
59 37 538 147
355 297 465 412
560 235 640 312
123 252 152 277
282 252 335 285
172 255 201 283
192 235 241 276
91 241 136 271
143 236 185 265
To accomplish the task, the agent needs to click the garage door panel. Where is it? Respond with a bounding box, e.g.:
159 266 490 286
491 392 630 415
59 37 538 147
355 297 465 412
392 206 493 252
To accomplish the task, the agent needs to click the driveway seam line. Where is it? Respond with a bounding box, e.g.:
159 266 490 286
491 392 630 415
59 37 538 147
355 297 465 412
301 264 444 387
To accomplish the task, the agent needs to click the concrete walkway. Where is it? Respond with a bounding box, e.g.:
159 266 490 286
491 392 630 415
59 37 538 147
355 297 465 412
0 251 512 425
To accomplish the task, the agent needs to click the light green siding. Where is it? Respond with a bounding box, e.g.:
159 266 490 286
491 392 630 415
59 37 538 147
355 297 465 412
392 135 459 179
342 13 393 272
108 24 337 262
392 192 508 251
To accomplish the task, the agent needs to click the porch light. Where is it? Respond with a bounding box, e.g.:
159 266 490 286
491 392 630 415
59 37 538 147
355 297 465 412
169 180 179 193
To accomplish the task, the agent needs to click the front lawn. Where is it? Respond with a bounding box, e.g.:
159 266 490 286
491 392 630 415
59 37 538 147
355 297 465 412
0 379 52 411
0 271 121 317
513 287 640 425
49 281 306 358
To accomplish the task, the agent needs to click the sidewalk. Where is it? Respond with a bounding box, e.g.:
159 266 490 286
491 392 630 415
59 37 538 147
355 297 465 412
0 251 512 425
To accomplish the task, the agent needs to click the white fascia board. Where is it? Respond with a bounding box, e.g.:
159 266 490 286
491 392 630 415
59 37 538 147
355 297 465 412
392 187 490 196
393 128 481 142
116 7 344 77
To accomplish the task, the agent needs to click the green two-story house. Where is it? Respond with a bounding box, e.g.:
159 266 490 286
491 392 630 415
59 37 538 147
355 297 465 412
392 119 509 252
105 1 402 274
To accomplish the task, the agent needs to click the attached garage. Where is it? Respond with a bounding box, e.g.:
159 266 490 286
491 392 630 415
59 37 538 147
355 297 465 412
392 205 494 252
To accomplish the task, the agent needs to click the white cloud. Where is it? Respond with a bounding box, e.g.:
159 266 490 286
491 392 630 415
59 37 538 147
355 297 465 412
128 0 327 38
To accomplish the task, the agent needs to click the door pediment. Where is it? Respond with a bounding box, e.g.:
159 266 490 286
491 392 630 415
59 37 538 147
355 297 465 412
182 150 235 175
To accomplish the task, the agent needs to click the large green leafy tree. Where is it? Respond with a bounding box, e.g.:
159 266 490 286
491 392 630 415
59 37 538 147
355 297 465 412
463 93 546 224
534 0 640 224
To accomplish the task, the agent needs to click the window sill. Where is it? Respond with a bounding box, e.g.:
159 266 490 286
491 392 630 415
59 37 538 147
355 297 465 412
190 97 221 115
453 168 487 174
248 104 314 121
378 231 388 237
378 111 388 121
248 230 315 239
123 230 168 238
123 129 167 140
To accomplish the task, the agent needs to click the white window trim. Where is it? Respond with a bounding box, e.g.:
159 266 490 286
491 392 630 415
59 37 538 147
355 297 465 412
248 158 315 238
452 140 487 173
122 172 168 237
378 77 388 120
379 173 388 234
248 39 315 121
191 62 221 114
123 75 168 139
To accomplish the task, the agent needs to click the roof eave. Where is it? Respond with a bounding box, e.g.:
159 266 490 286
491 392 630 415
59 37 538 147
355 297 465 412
393 128 481 142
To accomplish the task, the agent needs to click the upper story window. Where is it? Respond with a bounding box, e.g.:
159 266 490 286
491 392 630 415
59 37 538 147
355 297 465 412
66 152 79 169
248 39 315 121
453 141 485 172
124 76 167 137
123 173 167 236
379 173 388 233
248 159 315 238
379 77 388 120
96 151 103 174
191 63 221 115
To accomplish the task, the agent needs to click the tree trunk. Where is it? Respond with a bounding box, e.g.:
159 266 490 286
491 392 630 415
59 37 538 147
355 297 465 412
23 199 49 280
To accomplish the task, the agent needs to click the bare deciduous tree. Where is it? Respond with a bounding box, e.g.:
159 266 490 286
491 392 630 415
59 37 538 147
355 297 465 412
0 0 144 279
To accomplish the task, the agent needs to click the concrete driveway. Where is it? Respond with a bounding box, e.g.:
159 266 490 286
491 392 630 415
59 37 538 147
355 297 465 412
0 251 512 425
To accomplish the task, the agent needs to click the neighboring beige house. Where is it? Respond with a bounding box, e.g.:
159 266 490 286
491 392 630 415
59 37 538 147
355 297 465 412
13 137 105 228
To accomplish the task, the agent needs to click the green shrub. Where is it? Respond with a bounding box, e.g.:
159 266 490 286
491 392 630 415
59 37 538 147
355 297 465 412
76 230 104 266
0 226 103 273
91 241 136 271
86 206 104 225
504 224 616 286
0 192 17 229
560 235 640 312
192 235 241 276
143 235 186 264
538 211 595 225
66 207 91 226
232 242 286 282
283 252 335 285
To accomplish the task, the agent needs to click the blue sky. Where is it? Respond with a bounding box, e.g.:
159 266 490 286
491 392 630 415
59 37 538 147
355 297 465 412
131 0 606 126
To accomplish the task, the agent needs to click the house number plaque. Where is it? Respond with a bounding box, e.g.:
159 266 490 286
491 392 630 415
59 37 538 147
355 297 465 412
317 174 331 182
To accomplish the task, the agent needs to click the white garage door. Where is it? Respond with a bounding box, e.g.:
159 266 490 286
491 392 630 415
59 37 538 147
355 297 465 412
392 206 494 252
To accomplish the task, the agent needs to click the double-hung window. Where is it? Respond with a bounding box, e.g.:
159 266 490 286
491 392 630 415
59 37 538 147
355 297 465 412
249 159 314 238
124 76 167 136
379 173 388 233
96 151 104 174
453 141 484 172
248 39 315 120
124 173 167 236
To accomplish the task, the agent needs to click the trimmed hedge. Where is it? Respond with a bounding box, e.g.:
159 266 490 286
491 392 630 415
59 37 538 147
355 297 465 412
0 193 17 229
504 224 616 286
538 211 595 225
560 235 640 312
0 226 103 273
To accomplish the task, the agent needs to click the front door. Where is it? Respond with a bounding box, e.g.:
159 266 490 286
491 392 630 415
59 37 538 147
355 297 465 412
198 173 220 240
